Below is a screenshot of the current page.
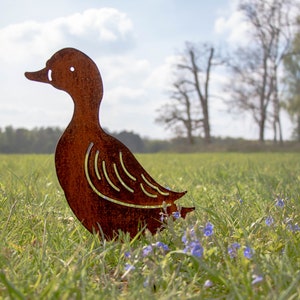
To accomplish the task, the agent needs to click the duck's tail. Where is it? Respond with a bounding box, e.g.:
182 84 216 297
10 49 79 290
180 206 195 218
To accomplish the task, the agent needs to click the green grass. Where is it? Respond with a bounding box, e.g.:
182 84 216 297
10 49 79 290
0 153 300 299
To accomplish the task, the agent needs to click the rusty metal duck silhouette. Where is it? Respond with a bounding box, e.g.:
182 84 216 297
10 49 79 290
25 48 194 238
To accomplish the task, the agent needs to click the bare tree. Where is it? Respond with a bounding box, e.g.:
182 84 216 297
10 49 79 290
226 0 296 142
156 42 216 144
178 42 215 144
283 18 300 141
226 45 273 142
156 79 202 144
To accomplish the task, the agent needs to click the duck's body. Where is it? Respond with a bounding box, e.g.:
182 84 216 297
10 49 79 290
25 48 194 238
55 123 187 236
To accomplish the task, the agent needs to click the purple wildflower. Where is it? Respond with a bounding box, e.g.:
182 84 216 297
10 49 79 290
154 241 169 251
182 227 196 244
251 275 263 285
203 222 214 237
228 242 241 258
124 263 135 271
287 223 300 232
159 212 167 222
143 277 149 288
244 246 254 259
182 227 203 258
275 197 284 207
184 240 203 258
142 245 153 257
172 211 181 219
294 224 300 231
124 251 131 258
191 241 204 257
204 279 213 288
160 214 164 222
265 216 274 226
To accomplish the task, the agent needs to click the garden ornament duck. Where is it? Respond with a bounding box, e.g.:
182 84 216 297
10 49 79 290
25 48 194 238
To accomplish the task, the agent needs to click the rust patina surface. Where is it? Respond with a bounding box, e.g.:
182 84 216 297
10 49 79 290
25 48 194 238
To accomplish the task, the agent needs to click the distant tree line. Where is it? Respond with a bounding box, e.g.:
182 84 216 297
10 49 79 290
0 126 62 153
0 126 147 154
1 125 300 154
0 126 300 154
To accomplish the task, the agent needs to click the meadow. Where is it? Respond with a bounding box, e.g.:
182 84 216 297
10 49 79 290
0 153 299 299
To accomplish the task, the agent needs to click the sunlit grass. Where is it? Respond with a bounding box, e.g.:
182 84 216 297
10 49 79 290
0 153 299 299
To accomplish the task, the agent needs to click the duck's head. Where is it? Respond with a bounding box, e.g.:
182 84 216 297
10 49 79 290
25 48 103 101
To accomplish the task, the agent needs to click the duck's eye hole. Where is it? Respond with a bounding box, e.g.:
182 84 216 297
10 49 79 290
70 66 75 72
48 69 53 82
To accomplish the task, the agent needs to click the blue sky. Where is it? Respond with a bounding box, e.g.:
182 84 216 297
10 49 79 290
0 0 292 140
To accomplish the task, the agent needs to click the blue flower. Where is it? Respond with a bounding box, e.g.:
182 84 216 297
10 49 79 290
182 227 203 258
159 212 167 222
294 224 300 231
182 227 196 244
203 222 214 237
190 242 204 257
184 240 203 258
124 251 131 258
287 223 300 232
172 211 181 219
124 263 135 271
265 216 274 226
244 246 254 259
154 241 169 251
251 275 263 285
143 277 149 288
182 234 187 245
276 197 284 207
228 242 241 258
142 245 153 257
203 279 213 288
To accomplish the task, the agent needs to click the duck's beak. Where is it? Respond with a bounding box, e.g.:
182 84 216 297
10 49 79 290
25 67 51 84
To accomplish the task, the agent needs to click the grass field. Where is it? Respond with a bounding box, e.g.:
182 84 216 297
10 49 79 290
0 153 300 299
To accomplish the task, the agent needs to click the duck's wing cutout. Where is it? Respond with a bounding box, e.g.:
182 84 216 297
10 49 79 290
84 142 183 209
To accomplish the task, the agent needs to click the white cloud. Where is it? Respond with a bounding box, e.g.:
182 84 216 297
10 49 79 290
214 1 250 46
144 55 181 90
0 8 135 64
99 55 151 86
105 86 146 106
